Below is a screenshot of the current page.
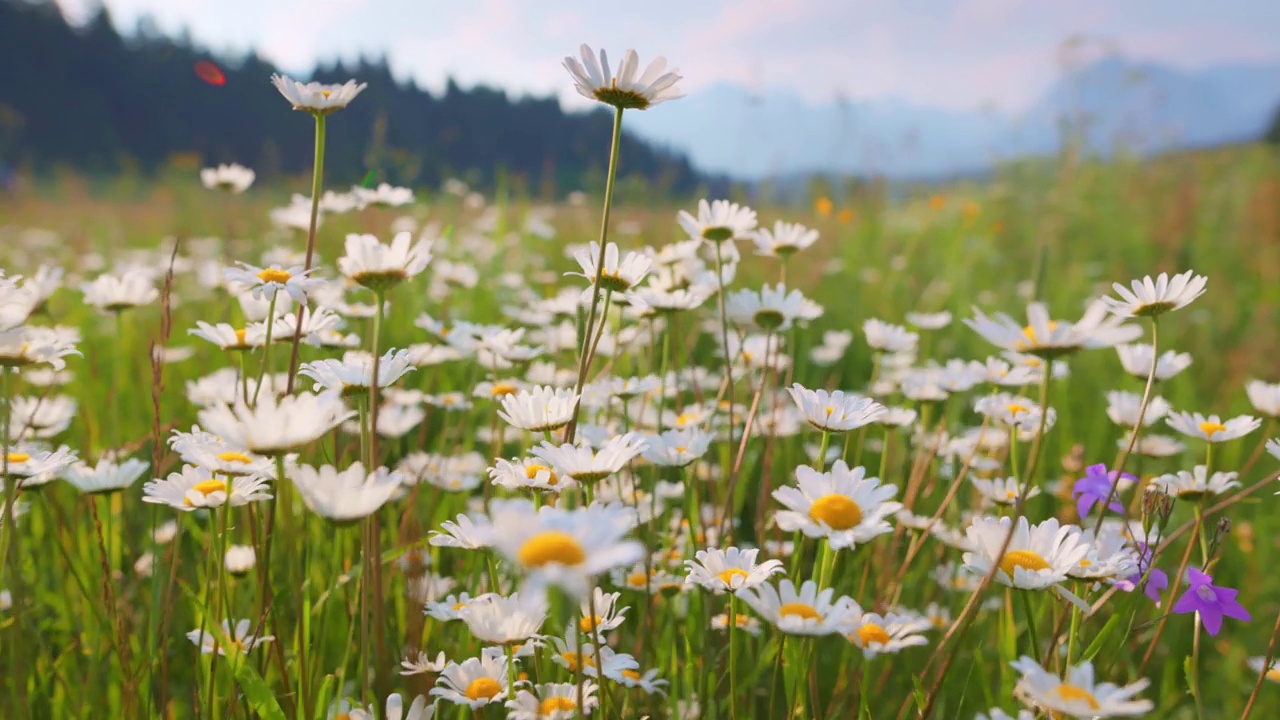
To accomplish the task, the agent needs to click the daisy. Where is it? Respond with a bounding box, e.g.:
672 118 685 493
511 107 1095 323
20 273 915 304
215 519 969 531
974 393 1056 434
61 456 149 494
401 650 448 676
353 183 415 207
1165 411 1260 443
1245 380 1280 417
906 311 953 330
7 394 75 439
562 44 682 110
338 232 433 291
786 384 886 433
80 271 159 312
684 547 784 595
169 428 275 477
497 386 579 433
1101 270 1207 318
505 681 598 720
970 476 1039 507
186 619 274 656
530 433 646 483
1010 656 1152 717
569 242 651 292
224 262 322 305
298 349 415 394
726 284 822 331
966 300 1141 359
488 457 571 492
270 74 366 114
424 592 479 622
578 587 628 636
196 391 353 456
1147 465 1241 499
1120 432 1185 458
773 461 901 550
200 163 255 193
547 634 638 679
458 592 548 645
677 199 758 243
616 667 668 695
1105 390 1170 427
142 465 272 511
735 578 858 636
432 654 510 710
845 608 931 659
976 708 1036 719
224 545 256 576
1068 524 1138 581
429 514 492 550
750 220 818 257
863 319 918 354
962 516 1089 591
383 694 433 720
641 427 714 467
486 499 643 597
189 322 263 351
3 444 77 487
1247 656 1280 683
1115 343 1192 381
289 462 403 522
711 612 763 636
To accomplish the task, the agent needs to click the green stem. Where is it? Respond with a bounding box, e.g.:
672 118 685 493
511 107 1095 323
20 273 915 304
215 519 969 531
1020 590 1040 657
728 595 739 720
251 292 278 407
1098 317 1158 534
285 112 327 393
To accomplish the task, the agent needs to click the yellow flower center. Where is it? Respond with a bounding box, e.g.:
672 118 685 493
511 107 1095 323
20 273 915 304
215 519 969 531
490 383 517 397
855 624 891 647
1053 683 1100 710
622 669 642 681
808 494 863 530
1078 559 1093 568
320 89 332 98
675 412 695 427
525 464 558 486
1267 668 1280 683
6 452 30 464
1004 489 1018 500
1017 321 1060 348
540 697 576 714
183 478 228 507
464 677 502 701
1199 421 1227 438
999 549 1051 577
559 651 595 672
217 451 253 464
579 615 602 633
234 328 247 345
627 572 648 587
257 268 292 284
517 531 586 568
778 602 823 621
717 568 749 586
732 613 753 627
452 602 467 611
1005 403 1029 416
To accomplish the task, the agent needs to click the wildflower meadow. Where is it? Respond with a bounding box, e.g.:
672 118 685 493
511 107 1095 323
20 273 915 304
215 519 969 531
4 43 1280 720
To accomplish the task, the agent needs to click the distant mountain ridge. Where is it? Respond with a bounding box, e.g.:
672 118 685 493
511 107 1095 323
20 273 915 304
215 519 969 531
627 57 1280 179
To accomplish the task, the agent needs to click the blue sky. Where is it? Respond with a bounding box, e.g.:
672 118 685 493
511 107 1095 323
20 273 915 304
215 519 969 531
59 0 1280 112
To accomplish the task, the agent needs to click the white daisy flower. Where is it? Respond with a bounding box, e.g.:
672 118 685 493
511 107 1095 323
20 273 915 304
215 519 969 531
289 462 403 522
432 654 510 709
496 386 579 433
616 666 668 695
196 391 353 456
457 592 548 645
1010 655 1152 717
1067 524 1138 581
684 546 784 595
1165 411 1260 443
505 681 598 720
970 476 1039 507
547 633 638 680
734 578 858 636
425 593 480 622
353 183 415 207
1119 432 1185 458
726 284 822 331
270 74 366 114
6 394 75 439
974 393 1056 434
186 619 273 656
750 220 818 257
337 232 433 291
569 241 651 292
1245 380 1280 418
3 444 78 487
488 457 572 492
169 428 276 477
298 349 415 394
961 516 1089 591
1269 438 1280 463
1247 656 1280 683
1115 343 1192 381
530 433 646 484
400 650 448 676
486 498 643 597
906 311 953 330
200 163 255 193
863 319 918 354
711 612 763 636
1147 465 1242 499
773 461 901 550
189 321 263 351
80 271 159 312
429 514 493 550
975 709 1036 720
966 300 1141 358
61 455 149 494
1105 390 1170 428
641 427 714 467
844 608 930 658
562 44 682 110
224 545 256 576
382 694 433 720
142 464 271 511
224 262 322 305
1101 270 1207 318
578 587 628 637
677 199 758 243
786 384 886 433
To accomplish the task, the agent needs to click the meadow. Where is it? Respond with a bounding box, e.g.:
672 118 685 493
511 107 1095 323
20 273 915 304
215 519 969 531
2 55 1280 720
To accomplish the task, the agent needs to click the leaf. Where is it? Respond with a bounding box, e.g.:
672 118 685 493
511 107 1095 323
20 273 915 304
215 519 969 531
1082 613 1122 662
1183 655 1199 699
230 655 288 720
361 170 377 188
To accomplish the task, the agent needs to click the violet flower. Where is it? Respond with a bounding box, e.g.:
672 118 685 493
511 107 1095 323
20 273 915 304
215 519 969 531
1116 541 1168 606
1072 463 1133 518
1172 568 1250 636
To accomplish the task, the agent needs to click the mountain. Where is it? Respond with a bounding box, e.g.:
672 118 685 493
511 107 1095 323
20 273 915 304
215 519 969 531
0 0 703 194
627 57 1280 180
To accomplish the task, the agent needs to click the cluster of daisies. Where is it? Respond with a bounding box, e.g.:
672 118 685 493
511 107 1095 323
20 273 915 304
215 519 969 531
3 42 1280 720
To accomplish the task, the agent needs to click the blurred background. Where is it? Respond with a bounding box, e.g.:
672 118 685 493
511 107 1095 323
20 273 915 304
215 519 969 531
2 0 1279 197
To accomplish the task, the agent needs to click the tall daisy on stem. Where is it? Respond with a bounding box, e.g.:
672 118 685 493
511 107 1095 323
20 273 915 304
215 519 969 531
270 72 366 392
560 44 682 442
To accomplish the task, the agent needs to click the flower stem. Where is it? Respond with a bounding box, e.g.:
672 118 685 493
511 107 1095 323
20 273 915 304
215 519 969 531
251 292 278 407
1020 590 1040 657
285 112 327 394
1098 316 1159 534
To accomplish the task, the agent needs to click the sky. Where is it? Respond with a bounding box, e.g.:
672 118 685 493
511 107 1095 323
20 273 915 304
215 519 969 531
57 0 1280 114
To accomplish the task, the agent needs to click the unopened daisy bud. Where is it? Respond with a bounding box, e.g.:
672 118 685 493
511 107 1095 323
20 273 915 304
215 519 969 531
224 545 256 576
1209 517 1233 559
